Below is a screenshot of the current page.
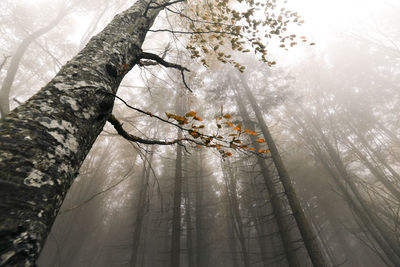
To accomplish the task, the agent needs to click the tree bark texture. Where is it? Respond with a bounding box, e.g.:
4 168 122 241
0 1 164 265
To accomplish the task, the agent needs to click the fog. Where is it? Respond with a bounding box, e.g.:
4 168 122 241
0 0 399 266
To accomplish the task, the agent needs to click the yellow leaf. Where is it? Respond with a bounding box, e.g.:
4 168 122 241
223 114 232 119
185 111 197 117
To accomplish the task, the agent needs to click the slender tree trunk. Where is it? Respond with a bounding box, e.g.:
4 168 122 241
130 150 153 267
170 96 184 267
0 7 68 117
240 77 328 267
0 1 165 265
222 169 240 267
222 160 250 267
233 86 299 266
184 172 195 267
195 150 206 267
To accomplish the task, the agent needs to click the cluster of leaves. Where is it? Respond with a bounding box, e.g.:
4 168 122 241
179 0 312 69
165 107 270 157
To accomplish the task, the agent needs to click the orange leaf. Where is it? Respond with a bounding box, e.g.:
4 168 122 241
226 122 234 127
258 149 264 153
185 111 197 117
226 152 232 157
194 116 203 121
190 130 200 138
256 139 265 143
249 131 257 135
233 127 240 131
249 147 255 151
223 114 232 119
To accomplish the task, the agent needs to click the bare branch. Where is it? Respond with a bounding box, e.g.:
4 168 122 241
141 52 189 72
108 114 202 146
140 51 192 92
149 0 185 10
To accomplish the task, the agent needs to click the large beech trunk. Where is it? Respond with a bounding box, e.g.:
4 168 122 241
0 1 164 265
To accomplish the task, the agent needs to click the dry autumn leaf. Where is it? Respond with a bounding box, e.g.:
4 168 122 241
185 111 197 117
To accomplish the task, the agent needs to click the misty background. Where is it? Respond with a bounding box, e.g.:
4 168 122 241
1 0 399 266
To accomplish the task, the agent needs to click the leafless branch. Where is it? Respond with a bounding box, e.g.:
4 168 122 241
140 51 192 92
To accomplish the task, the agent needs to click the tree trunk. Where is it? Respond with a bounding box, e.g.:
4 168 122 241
184 171 195 267
195 150 206 267
233 85 299 267
240 77 328 267
130 150 153 267
170 96 184 267
0 1 165 265
221 164 240 267
222 160 250 267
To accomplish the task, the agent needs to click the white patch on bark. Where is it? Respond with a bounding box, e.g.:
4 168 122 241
24 169 54 188
38 210 44 218
60 96 79 111
0 251 15 265
39 119 79 155
39 105 55 113
53 83 70 91
83 107 96 119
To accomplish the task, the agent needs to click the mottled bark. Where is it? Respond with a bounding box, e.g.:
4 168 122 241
240 77 328 267
0 1 165 265
0 7 68 118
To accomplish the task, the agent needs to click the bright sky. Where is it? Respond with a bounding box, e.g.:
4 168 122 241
274 0 398 65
